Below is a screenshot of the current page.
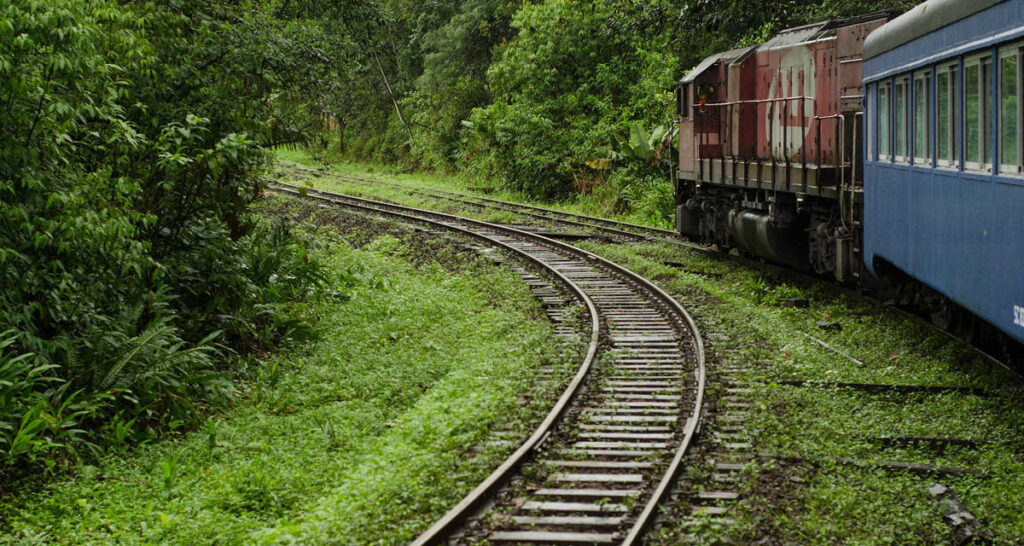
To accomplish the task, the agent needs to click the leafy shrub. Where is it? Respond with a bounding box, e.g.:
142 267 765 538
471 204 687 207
464 0 678 198
0 332 56 473
186 217 329 348
0 0 334 482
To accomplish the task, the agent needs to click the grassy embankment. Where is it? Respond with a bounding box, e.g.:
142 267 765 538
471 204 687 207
0 197 568 544
274 148 674 230
279 152 1024 544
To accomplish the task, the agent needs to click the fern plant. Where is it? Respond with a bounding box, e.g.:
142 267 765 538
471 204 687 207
82 309 230 433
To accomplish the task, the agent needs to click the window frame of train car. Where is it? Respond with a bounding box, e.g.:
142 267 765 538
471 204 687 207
894 75 910 163
912 69 932 166
935 61 959 169
677 83 690 120
998 44 1021 176
867 83 875 161
964 53 994 172
878 80 891 161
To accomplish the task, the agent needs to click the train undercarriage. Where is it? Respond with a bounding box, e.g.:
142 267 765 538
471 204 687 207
675 180 862 284
675 179 1024 368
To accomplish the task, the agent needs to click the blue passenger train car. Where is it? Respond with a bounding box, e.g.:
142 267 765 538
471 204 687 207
862 0 1024 345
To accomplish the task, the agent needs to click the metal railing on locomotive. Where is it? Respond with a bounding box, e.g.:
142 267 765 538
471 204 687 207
692 96 858 230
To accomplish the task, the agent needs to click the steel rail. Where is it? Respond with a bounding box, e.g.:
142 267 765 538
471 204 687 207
275 165 1022 381
277 168 1016 373
325 175 651 242
279 164 679 240
272 183 602 542
270 182 707 545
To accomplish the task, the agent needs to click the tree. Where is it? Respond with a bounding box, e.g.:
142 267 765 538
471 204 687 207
466 0 678 197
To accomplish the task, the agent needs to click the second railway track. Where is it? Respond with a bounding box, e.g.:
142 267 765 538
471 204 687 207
270 182 708 545
278 164 679 243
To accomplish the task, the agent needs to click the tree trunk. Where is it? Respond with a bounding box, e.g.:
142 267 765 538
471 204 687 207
372 51 414 144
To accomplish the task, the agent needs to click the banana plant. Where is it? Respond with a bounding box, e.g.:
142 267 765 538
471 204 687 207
607 122 677 166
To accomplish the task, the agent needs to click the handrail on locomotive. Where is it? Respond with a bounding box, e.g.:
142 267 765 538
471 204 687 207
689 93 857 228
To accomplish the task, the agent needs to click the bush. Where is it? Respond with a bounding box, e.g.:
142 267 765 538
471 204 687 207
0 0 333 482
464 0 678 198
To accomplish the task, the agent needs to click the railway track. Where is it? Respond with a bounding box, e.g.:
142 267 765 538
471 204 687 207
276 164 1019 374
269 182 708 545
277 164 678 243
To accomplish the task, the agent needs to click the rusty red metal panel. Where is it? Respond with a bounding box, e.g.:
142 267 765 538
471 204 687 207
730 54 758 157
757 40 831 163
677 15 890 184
680 119 694 173
693 62 727 161
838 17 887 58
728 62 741 157
837 19 887 112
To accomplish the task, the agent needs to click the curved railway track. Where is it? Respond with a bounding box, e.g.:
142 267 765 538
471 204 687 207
278 165 677 243
276 165 1019 374
270 182 707 545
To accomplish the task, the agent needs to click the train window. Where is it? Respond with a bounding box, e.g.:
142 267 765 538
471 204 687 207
999 48 1020 173
878 82 890 160
983 57 993 168
867 84 875 160
678 84 690 120
894 77 909 162
937 63 959 167
965 56 994 170
966 60 980 167
913 71 931 164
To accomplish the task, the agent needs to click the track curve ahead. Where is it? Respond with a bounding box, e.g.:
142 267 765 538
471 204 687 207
270 182 706 545
278 165 678 243
277 165 1020 373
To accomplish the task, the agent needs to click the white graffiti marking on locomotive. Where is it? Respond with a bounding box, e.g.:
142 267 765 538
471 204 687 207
766 47 816 160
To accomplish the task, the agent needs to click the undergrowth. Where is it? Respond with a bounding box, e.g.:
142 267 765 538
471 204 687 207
0 218 330 488
277 150 675 229
0 201 563 544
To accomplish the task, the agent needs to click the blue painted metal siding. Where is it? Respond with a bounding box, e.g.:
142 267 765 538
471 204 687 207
863 2 1024 344
863 165 1022 344
864 1 1024 83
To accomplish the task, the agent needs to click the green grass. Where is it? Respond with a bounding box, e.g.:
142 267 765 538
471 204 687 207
577 241 1024 544
271 150 1024 543
0 205 566 545
273 148 674 229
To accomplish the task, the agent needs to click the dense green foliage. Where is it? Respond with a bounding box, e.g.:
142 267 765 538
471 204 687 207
466 0 677 197
0 0 918 489
0 0 338 482
325 0 916 210
2 205 565 544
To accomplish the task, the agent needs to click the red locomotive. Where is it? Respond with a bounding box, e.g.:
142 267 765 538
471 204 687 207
676 13 893 282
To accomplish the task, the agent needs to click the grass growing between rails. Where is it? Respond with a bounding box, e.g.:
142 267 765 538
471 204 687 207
275 148 1024 541
575 241 1024 544
1 198 566 544
274 148 676 230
